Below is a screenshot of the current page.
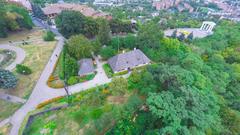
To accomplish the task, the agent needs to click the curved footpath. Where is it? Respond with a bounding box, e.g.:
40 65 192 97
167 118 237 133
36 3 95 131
0 45 26 71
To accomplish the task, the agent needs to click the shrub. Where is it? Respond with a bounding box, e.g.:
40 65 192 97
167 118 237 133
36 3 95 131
43 30 55 41
100 46 116 60
16 64 32 75
36 96 64 109
67 76 79 85
0 69 18 89
103 64 113 78
113 70 128 77
90 108 103 119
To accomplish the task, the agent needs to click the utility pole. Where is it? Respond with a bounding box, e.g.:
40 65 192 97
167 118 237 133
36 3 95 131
63 46 71 103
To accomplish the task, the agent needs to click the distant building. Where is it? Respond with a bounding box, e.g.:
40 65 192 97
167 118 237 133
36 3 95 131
78 59 95 76
42 3 112 20
152 0 181 10
108 49 151 73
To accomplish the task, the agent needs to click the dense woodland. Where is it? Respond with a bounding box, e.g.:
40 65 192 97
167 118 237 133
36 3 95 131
105 21 240 135
0 2 33 38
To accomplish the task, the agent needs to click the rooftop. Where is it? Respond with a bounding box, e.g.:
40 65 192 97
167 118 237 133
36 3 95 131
108 49 151 72
78 59 95 76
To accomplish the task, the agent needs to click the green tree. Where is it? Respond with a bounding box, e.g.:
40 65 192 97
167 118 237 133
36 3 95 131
187 32 194 40
109 77 128 96
31 4 47 20
137 22 163 49
0 69 18 89
171 30 177 38
100 46 116 60
55 11 86 38
43 30 55 41
83 17 99 38
67 35 94 59
97 19 111 45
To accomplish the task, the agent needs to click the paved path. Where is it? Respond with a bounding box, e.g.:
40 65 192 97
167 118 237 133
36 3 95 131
0 93 26 104
0 45 26 71
0 118 10 128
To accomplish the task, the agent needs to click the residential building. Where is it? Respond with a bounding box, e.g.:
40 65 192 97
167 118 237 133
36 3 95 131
108 49 151 73
78 59 95 76
42 3 112 20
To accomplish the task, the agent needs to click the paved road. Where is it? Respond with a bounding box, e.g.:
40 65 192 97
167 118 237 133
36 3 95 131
0 45 26 71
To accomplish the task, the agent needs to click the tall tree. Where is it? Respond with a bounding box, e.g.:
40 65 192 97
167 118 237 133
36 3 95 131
97 19 111 45
55 11 85 38
137 22 163 49
67 35 94 59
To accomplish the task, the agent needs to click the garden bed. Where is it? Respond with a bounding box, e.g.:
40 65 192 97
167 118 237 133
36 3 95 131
0 49 16 69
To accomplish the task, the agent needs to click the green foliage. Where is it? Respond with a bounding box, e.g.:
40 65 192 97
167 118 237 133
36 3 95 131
137 22 163 49
108 34 137 50
103 64 113 78
0 69 18 89
100 46 116 60
55 10 100 38
16 64 32 75
55 11 86 38
31 4 47 20
109 19 133 34
109 77 128 96
97 19 111 45
58 46 79 80
67 76 79 85
67 35 94 59
0 2 33 37
43 30 55 41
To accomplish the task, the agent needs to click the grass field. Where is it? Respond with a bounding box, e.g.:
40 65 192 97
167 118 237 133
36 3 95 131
0 99 21 122
0 28 44 45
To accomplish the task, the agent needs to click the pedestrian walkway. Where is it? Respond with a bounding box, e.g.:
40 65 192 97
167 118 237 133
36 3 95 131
0 45 26 71
0 118 10 128
0 93 26 104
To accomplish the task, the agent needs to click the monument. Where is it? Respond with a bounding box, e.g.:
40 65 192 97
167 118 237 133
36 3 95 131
164 21 217 39
200 21 216 33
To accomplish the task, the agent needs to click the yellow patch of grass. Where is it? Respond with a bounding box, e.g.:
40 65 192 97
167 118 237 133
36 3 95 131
0 28 44 45
0 99 21 121
0 123 11 135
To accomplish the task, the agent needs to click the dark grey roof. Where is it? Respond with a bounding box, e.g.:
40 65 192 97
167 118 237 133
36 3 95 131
78 58 94 76
108 49 151 72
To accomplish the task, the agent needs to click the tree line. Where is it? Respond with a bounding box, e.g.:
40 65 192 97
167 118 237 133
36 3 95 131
0 1 33 38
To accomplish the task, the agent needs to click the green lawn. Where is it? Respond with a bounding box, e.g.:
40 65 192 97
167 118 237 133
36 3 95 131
0 99 21 121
